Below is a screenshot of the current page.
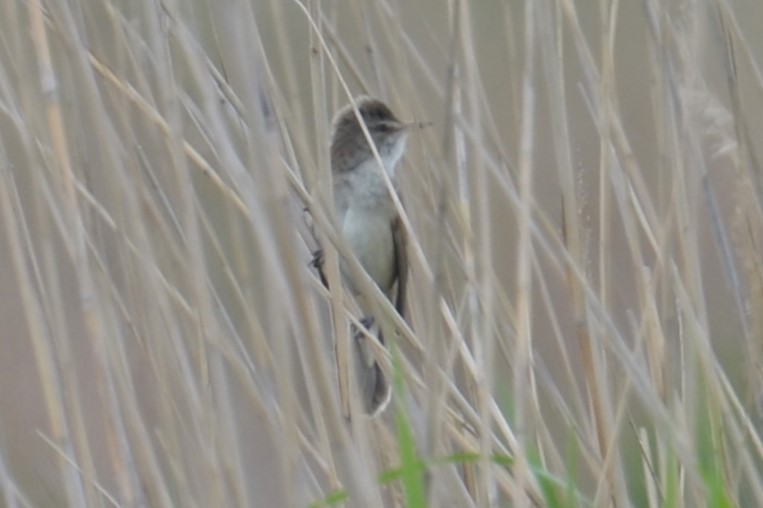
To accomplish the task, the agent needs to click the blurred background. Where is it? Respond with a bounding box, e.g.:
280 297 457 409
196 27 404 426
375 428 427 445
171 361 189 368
1 0 763 506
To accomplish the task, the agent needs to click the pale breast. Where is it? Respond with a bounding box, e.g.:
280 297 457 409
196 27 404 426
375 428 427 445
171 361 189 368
334 157 399 300
340 206 396 296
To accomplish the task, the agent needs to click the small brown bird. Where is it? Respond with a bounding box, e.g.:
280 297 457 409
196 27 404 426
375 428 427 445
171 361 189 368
313 97 413 416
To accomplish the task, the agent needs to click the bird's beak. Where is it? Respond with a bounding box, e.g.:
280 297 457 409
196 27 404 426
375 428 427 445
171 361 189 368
400 120 431 131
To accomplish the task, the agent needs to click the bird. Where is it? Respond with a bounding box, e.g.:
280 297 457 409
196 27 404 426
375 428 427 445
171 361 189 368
312 97 413 416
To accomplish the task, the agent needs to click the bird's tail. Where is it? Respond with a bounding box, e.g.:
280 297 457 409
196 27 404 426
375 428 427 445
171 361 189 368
353 316 391 417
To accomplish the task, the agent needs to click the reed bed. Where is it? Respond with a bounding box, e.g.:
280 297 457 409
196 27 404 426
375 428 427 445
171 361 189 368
1 0 762 506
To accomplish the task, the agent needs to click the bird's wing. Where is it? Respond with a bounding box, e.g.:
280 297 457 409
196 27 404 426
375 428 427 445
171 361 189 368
391 215 408 319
